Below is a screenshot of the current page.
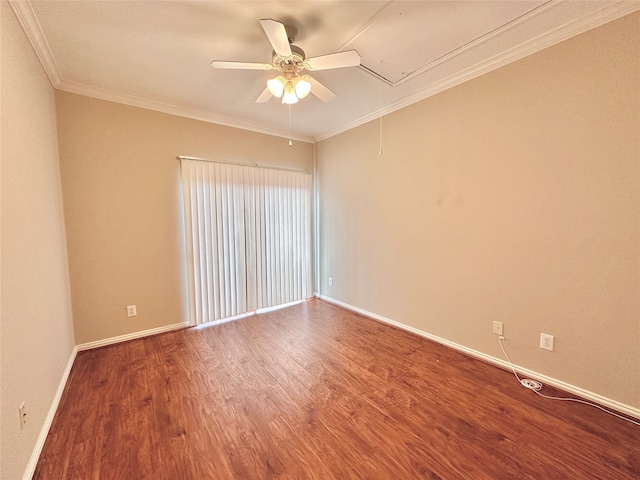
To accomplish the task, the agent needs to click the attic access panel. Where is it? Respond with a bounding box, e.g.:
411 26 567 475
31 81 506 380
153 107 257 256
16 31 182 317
346 0 547 85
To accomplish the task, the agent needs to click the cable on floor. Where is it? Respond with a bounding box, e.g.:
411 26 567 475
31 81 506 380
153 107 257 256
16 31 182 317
498 335 640 427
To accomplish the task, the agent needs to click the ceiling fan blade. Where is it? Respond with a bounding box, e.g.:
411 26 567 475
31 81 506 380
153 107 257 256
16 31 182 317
304 75 336 103
260 19 292 58
211 61 273 70
304 50 361 71
255 87 273 103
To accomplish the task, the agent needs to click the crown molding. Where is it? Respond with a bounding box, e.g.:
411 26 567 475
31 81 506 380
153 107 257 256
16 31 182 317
10 0 639 144
57 80 314 144
10 0 312 143
392 0 557 87
9 0 62 87
315 0 640 142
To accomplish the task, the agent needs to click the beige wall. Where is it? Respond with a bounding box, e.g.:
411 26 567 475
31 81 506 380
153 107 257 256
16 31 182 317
2 9 637 480
56 92 314 345
1 4 76 479
317 13 639 408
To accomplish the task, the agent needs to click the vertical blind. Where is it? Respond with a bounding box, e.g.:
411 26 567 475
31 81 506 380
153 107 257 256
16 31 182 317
181 158 312 325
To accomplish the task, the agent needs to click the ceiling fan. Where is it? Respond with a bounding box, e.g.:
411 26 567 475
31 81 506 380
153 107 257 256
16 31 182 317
211 19 361 104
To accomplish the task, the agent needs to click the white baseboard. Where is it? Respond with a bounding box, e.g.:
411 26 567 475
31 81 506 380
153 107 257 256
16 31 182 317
23 321 190 478
22 301 637 480
319 295 640 421
22 345 78 480
76 322 190 351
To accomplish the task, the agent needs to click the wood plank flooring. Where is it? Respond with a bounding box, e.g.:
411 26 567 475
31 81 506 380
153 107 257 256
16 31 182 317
34 299 639 479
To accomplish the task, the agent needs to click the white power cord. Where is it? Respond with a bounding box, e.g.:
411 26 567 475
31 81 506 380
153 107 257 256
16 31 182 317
498 336 640 427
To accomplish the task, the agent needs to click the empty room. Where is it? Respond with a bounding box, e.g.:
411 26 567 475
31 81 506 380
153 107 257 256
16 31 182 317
2 1 639 479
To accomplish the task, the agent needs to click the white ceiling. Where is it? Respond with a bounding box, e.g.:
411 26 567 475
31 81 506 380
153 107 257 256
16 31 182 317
11 0 639 142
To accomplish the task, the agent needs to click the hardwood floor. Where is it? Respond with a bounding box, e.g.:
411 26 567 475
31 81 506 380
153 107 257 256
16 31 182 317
34 299 639 479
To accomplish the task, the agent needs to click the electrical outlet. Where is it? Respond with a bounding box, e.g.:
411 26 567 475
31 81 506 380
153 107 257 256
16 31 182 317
540 333 554 351
126 305 137 317
328 277 333 286
492 321 503 336
18 402 27 429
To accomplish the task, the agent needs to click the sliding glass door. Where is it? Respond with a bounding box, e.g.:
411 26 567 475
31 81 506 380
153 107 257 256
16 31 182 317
181 158 312 325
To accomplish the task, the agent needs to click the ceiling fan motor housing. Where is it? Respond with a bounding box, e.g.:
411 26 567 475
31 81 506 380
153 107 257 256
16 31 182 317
272 44 306 71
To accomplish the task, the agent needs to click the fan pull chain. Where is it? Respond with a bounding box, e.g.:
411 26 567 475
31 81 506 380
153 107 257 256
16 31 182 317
288 105 293 147
379 60 383 156
379 117 383 156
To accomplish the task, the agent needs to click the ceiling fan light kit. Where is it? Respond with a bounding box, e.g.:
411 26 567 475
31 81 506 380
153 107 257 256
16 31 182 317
211 18 360 104
268 76 311 104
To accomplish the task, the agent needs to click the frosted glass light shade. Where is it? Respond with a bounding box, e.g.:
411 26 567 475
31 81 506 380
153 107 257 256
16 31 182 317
295 78 311 99
267 76 285 98
282 81 299 104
